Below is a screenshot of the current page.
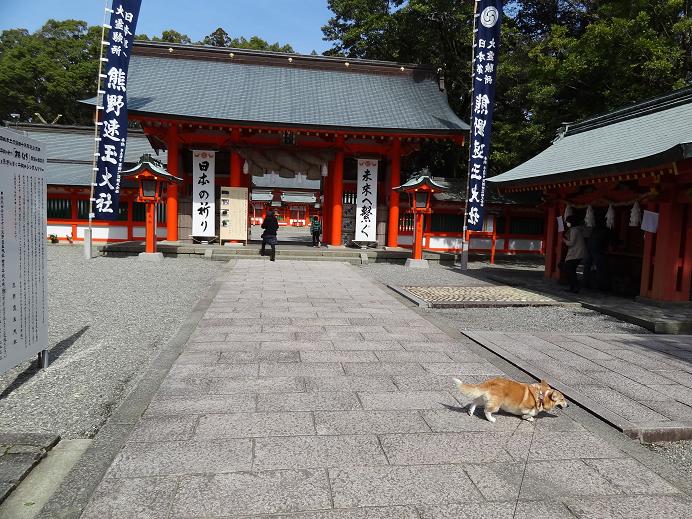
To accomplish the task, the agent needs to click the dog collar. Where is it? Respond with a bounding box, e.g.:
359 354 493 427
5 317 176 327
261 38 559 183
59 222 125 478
537 390 545 409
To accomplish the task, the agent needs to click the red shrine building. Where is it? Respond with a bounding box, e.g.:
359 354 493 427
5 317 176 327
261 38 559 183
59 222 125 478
13 41 546 255
105 41 469 247
490 88 692 302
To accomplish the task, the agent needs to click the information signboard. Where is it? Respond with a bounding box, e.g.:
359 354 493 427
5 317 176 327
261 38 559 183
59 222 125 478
0 127 48 376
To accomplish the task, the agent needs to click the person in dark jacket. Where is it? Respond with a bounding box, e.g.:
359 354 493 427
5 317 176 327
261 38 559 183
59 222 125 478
562 214 588 293
309 216 322 247
260 209 279 261
584 221 612 290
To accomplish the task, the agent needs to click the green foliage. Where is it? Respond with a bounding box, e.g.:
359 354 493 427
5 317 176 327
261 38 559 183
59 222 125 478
0 21 295 125
323 0 691 178
0 19 101 124
201 27 294 52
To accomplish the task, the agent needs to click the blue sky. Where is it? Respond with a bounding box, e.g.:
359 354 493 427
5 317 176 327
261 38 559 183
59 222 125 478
0 0 335 54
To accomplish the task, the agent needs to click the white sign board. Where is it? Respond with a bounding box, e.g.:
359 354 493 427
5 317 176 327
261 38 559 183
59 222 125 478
355 158 378 241
0 127 48 376
641 210 659 233
192 150 215 236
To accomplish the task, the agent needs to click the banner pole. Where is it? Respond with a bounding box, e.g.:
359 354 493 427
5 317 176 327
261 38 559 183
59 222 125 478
86 0 111 259
460 0 479 271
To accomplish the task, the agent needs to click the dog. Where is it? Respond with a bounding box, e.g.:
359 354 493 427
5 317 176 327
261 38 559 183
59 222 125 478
453 377 568 423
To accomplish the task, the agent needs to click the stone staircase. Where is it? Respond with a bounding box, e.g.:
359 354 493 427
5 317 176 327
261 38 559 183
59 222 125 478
96 241 456 265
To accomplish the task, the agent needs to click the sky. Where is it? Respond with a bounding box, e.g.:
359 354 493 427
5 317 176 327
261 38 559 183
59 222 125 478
0 0 335 54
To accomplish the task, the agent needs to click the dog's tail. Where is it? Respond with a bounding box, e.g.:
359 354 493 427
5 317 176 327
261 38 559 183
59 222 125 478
452 378 485 399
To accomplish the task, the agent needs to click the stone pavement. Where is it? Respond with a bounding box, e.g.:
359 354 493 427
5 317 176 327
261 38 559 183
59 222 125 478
466 332 692 442
79 260 692 518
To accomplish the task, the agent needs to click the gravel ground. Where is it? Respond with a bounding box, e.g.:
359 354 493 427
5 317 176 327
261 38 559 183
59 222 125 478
359 262 648 334
647 441 692 477
422 306 648 333
0 246 224 439
360 262 495 287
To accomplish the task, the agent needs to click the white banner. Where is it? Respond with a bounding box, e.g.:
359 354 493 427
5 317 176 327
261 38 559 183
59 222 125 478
0 127 48 375
355 158 378 241
192 150 215 236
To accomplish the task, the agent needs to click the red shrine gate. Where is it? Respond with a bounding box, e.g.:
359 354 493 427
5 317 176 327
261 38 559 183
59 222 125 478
117 41 468 246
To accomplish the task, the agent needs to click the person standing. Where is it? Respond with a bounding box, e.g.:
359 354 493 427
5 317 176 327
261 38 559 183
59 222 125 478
562 214 588 293
260 209 279 261
310 215 322 247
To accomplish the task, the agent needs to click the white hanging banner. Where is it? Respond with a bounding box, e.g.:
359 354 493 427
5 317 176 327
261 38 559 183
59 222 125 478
0 127 48 376
355 159 378 241
192 150 216 237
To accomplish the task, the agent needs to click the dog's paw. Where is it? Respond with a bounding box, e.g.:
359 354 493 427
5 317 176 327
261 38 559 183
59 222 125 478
484 412 496 423
522 415 535 422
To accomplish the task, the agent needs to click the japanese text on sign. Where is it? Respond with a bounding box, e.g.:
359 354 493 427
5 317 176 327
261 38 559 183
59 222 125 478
0 127 48 376
355 159 379 241
93 0 142 220
192 150 216 237
466 0 501 231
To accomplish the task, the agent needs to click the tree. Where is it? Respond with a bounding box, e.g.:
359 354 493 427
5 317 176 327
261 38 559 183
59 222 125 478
0 19 101 124
322 0 691 178
152 30 192 44
200 27 294 52
202 27 232 47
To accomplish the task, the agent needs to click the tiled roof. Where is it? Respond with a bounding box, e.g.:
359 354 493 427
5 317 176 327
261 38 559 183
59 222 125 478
6 123 166 186
114 42 468 133
490 88 692 186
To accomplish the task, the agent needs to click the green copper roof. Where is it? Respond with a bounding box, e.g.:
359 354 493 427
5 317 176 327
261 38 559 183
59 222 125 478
116 42 468 133
490 88 692 186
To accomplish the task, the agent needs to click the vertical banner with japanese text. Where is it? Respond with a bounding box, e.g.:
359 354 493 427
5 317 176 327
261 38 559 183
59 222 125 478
0 127 48 376
355 159 378 241
192 150 216 237
466 0 501 231
93 0 142 220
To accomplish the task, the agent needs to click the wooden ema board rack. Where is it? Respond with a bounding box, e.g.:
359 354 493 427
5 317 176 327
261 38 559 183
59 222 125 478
220 187 249 244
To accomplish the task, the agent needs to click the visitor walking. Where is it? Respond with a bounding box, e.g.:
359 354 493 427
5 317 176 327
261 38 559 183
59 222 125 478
260 209 279 261
562 214 588 293
310 216 322 247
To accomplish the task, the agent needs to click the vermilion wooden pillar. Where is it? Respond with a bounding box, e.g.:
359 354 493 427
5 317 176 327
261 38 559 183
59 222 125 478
544 205 557 279
322 163 332 240
145 202 156 253
640 200 691 301
412 212 424 260
230 128 242 188
166 126 180 241
387 139 401 247
330 148 344 245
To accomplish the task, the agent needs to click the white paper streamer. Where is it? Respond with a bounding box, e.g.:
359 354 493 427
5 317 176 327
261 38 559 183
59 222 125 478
606 204 615 229
585 205 595 227
564 204 573 220
629 201 641 227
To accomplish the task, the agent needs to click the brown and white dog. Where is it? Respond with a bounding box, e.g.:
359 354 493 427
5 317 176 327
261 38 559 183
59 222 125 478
453 377 568 422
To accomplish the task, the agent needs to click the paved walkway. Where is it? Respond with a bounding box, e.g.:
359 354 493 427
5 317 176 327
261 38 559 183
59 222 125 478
466 332 692 442
81 260 692 518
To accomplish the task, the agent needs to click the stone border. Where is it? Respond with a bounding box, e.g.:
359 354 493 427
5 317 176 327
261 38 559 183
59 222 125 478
35 261 234 519
0 433 60 504
463 331 692 444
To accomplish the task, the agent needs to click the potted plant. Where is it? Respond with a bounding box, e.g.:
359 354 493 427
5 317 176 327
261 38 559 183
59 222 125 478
49 234 59 244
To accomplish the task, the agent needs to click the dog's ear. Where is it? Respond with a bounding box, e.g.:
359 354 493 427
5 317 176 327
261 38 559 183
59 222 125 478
539 379 550 390
550 391 559 401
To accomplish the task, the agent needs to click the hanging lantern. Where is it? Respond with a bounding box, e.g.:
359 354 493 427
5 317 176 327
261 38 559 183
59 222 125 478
629 201 641 227
321 163 328 177
606 204 615 229
585 205 595 227
564 204 573 220
242 161 249 175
